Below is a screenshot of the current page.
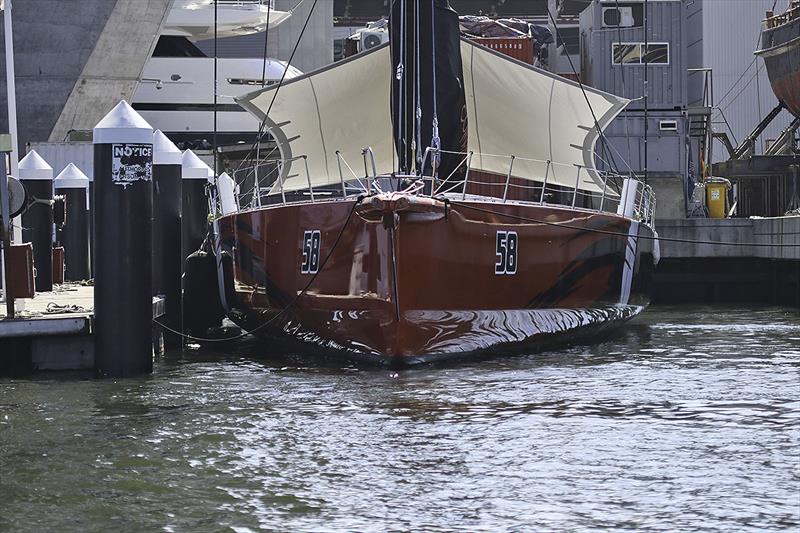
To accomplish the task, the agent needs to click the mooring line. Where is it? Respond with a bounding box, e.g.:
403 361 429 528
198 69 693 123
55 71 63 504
154 196 364 343
449 201 800 248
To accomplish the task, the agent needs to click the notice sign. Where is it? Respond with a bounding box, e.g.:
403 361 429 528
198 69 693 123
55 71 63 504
111 143 153 186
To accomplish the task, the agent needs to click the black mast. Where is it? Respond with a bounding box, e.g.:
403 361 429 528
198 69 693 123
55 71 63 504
390 0 467 181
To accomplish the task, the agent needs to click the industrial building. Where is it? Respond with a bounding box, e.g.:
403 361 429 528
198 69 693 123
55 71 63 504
0 0 794 218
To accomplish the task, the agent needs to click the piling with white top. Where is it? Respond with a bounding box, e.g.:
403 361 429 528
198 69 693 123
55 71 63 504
54 163 90 281
93 100 154 377
181 149 211 265
152 130 183 348
19 150 54 292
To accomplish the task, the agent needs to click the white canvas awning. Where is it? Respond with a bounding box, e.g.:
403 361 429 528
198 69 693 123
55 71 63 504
235 39 628 194
236 45 395 194
461 40 628 192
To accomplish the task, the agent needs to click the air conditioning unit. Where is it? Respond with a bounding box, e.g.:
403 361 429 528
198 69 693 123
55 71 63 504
602 6 635 27
361 29 389 51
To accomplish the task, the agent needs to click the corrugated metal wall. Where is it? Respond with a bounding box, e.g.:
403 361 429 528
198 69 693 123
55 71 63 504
29 142 94 181
700 0 794 162
581 0 688 180
584 0 687 110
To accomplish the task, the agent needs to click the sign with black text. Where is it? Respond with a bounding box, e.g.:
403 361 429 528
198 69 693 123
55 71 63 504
111 144 153 187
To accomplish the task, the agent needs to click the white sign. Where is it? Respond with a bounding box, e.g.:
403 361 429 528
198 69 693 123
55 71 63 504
111 143 152 187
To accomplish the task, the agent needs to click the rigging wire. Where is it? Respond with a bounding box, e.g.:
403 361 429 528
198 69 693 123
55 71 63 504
233 0 320 183
430 0 441 162
613 0 634 178
545 4 623 176
396 0 407 172
715 56 757 110
715 108 739 146
213 0 218 177
260 0 272 88
718 66 763 115
156 196 364 343
254 0 274 206
415 0 423 172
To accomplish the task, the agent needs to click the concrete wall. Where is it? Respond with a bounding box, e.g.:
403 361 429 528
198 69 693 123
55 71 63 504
0 0 117 151
49 0 173 142
0 0 171 151
196 0 334 73
657 216 800 260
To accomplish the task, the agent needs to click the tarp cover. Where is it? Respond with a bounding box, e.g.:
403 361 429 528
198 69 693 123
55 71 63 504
235 39 628 193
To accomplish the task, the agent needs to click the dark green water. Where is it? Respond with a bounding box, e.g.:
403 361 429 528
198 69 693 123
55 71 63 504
1 306 799 532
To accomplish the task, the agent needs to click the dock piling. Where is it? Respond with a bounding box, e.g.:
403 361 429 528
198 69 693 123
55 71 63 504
19 150 54 292
152 130 183 348
93 100 154 377
181 149 212 267
53 163 90 281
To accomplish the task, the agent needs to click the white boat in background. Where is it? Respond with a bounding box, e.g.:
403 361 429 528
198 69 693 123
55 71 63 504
165 0 292 41
133 0 300 145
134 56 301 140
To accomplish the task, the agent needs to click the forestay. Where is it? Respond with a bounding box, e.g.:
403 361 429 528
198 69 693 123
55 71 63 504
236 40 628 194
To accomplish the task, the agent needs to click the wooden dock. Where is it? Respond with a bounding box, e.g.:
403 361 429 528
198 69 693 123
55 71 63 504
0 283 165 373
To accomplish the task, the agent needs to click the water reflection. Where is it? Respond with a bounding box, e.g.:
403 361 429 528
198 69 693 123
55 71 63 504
0 305 798 532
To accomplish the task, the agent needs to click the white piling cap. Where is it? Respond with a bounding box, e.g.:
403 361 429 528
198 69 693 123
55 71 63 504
153 130 182 166
18 150 54 180
93 100 153 145
182 149 214 180
54 163 90 189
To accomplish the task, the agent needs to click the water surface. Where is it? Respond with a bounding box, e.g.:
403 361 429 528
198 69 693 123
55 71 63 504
1 306 799 532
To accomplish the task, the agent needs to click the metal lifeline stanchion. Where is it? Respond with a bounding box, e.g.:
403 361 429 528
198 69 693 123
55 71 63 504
153 131 183 349
19 150 54 292
93 100 154 377
181 149 212 267
53 163 90 282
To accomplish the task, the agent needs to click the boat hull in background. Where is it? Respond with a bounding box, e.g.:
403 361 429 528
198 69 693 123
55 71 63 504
217 198 657 366
758 14 800 118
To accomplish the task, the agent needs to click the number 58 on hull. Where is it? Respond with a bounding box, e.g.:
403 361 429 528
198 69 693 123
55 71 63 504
217 194 657 366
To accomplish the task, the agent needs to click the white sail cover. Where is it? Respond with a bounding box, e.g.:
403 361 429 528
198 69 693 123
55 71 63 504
462 40 628 192
235 40 628 194
236 45 395 194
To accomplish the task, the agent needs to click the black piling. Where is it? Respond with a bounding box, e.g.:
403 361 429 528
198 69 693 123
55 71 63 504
93 100 154 377
53 163 90 281
18 150 54 292
152 130 183 348
181 149 211 265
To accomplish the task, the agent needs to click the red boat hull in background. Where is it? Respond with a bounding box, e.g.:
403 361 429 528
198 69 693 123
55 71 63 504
218 198 657 365
758 10 800 117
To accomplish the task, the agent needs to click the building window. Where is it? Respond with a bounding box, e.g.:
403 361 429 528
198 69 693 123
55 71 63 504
612 42 669 65
557 27 580 55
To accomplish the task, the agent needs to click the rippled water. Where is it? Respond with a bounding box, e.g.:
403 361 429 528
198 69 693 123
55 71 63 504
1 306 799 532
